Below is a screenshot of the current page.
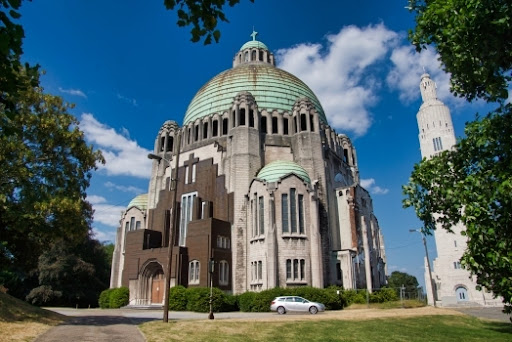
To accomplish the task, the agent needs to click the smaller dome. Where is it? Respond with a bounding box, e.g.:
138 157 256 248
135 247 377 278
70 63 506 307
128 194 148 210
257 160 311 184
240 40 268 51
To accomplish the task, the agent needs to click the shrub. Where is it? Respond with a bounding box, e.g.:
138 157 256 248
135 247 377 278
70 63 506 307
238 291 257 312
109 287 129 308
98 288 114 308
26 285 62 306
370 288 399 303
169 285 187 311
343 289 367 305
185 287 230 313
252 287 287 312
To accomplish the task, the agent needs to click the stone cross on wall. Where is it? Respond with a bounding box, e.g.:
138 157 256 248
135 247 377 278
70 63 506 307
183 153 199 184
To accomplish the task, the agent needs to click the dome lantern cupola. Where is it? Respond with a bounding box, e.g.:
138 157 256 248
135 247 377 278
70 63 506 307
233 30 275 67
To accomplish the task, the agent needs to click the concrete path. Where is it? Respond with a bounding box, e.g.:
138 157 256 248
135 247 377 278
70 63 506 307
454 307 511 323
35 309 149 342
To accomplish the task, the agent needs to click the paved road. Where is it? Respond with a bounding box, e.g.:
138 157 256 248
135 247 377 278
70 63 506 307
454 307 511 323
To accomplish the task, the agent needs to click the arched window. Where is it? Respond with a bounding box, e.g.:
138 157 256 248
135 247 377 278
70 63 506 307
231 110 236 128
259 50 263 61
212 120 218 137
249 109 254 127
167 136 174 152
456 286 468 301
160 136 165 151
239 108 246 126
300 113 307 131
244 51 249 62
272 117 278 134
189 260 200 284
251 50 256 61
203 122 208 139
261 116 267 133
219 260 229 285
310 114 315 132
194 125 199 142
222 118 228 135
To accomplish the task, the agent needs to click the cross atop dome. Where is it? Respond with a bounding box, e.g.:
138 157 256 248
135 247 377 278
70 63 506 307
250 29 258 41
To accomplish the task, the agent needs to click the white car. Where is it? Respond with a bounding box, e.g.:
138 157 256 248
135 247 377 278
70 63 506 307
270 296 325 314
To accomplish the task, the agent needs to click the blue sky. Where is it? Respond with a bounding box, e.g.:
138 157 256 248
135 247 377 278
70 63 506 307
18 0 494 288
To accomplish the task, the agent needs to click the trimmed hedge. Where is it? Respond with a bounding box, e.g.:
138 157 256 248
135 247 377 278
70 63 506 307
98 287 129 308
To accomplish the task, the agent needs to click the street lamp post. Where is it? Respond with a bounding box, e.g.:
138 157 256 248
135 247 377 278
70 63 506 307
148 133 181 323
208 257 215 320
409 228 436 307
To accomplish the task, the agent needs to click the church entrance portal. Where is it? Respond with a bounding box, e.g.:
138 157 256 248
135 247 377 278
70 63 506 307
151 271 164 304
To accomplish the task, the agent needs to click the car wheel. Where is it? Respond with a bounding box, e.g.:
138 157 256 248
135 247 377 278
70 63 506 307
309 306 318 314
277 306 286 314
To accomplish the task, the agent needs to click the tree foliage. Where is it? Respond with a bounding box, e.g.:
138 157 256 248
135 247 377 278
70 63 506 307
0 66 104 299
163 0 254 44
407 0 512 102
386 271 419 295
0 0 40 119
403 106 512 313
406 0 512 314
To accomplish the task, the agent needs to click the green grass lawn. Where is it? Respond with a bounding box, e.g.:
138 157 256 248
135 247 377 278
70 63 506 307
140 315 512 342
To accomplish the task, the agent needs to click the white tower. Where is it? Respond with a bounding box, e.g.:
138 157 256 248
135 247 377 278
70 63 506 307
416 73 456 159
415 73 500 307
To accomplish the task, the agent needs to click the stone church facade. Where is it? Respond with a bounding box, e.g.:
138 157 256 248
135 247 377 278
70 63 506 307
110 34 387 305
415 73 501 307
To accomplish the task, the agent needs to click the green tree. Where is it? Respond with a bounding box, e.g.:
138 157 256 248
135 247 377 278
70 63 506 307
386 271 419 295
407 0 512 102
405 0 512 314
0 67 104 299
163 0 254 44
1 0 40 120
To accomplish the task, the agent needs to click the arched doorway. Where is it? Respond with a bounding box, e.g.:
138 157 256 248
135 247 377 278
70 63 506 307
137 260 164 306
456 286 468 302
151 270 164 304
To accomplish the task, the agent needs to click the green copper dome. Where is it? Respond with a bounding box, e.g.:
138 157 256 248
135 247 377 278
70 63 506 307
257 160 311 184
127 194 148 210
240 40 268 51
183 64 326 125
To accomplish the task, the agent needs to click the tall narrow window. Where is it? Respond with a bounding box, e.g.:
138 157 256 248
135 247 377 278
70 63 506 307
191 164 196 183
167 136 174 152
185 166 189 184
135 221 141 230
272 117 278 134
189 260 200 284
261 117 267 133
257 261 262 280
222 118 228 135
310 114 315 132
300 113 307 131
203 122 208 139
298 194 304 234
286 259 292 279
249 109 254 127
282 194 289 233
283 118 289 135
219 260 229 285
130 217 135 231
239 108 246 126
212 120 218 137
300 259 305 280
179 192 197 246
160 136 165 151
290 189 297 233
259 196 264 235
293 259 299 280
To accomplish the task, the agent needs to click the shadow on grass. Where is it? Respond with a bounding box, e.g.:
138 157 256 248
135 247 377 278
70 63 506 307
58 316 157 326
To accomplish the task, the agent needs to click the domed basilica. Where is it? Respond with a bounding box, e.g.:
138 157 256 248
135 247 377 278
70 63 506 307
110 33 387 305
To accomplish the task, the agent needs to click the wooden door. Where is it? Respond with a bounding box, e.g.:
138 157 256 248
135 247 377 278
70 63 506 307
151 272 164 304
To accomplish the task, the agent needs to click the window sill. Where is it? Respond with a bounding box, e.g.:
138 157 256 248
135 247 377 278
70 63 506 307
282 234 307 239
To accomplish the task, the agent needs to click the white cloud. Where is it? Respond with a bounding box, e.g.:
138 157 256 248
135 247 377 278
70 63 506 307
92 226 117 243
276 24 399 136
59 87 87 98
360 178 389 195
386 45 459 106
87 194 107 204
91 202 125 227
117 93 138 107
105 181 146 195
80 113 152 178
